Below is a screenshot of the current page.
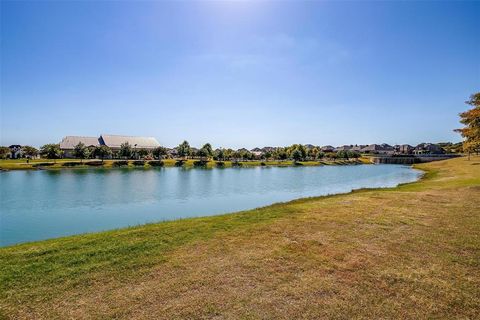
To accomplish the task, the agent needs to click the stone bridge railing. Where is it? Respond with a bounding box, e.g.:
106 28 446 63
370 154 461 164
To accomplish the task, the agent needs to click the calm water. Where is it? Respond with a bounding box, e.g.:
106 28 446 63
0 165 421 246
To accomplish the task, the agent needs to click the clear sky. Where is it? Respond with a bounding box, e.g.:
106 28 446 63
1 1 479 149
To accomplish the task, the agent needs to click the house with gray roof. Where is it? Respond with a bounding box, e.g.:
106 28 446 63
59 134 160 158
321 145 335 152
360 144 394 155
99 134 160 150
413 143 444 155
59 136 101 157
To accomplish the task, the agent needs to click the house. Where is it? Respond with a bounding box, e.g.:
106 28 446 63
8 145 23 159
350 145 365 153
167 148 178 158
395 144 414 154
321 145 335 153
59 134 160 158
248 147 261 156
360 144 394 155
59 136 101 158
99 134 160 151
334 145 353 152
261 147 276 153
414 143 444 155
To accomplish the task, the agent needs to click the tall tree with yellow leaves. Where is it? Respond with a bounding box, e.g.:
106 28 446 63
455 92 480 160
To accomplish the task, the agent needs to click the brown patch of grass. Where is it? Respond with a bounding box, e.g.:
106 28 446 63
1 157 479 319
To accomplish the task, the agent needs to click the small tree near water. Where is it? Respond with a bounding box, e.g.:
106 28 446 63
0 146 10 159
119 142 133 159
177 141 191 159
22 146 38 159
153 146 168 160
40 144 63 161
94 145 112 163
73 142 89 163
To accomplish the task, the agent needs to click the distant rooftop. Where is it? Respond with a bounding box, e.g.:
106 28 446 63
100 134 160 149
59 136 100 149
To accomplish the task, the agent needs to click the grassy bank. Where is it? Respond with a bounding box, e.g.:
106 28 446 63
0 157 370 170
0 156 479 319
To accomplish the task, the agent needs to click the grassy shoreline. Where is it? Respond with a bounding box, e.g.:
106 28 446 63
0 157 371 171
0 156 479 319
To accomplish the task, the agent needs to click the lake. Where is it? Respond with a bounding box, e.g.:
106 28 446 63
0 164 422 246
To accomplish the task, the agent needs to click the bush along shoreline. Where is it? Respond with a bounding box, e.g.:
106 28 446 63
0 158 368 171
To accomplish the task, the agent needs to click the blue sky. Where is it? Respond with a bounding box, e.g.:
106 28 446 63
1 1 479 148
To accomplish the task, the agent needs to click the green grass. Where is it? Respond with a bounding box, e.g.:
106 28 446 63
0 156 479 319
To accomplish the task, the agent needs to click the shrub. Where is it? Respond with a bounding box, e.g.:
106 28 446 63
260 162 266 166
85 161 103 166
175 160 185 167
232 161 242 167
193 160 208 167
148 160 164 167
215 161 225 167
32 162 54 167
113 160 129 167
132 160 145 166
62 162 83 167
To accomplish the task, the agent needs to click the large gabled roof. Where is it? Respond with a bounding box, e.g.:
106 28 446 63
100 134 160 149
59 136 100 149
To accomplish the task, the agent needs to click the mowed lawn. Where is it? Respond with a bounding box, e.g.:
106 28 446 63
0 157 479 319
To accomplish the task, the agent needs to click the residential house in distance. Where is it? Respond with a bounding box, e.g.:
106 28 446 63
59 134 160 158
8 145 23 159
99 134 160 152
413 143 444 155
59 136 101 158
395 144 415 154
351 145 366 153
321 145 335 153
250 147 263 157
334 145 353 152
360 144 395 155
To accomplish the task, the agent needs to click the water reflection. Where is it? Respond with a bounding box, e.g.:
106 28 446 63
0 165 421 246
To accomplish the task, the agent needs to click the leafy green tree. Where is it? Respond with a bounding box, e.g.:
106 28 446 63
336 150 348 159
307 147 318 160
348 151 360 159
152 146 168 160
40 144 63 160
274 148 288 160
316 151 325 160
264 151 272 160
119 142 133 159
291 148 303 163
86 146 96 159
455 92 480 160
232 150 242 161
198 143 213 160
93 145 112 163
224 149 234 161
242 151 253 161
0 146 10 159
177 141 191 159
73 142 89 163
287 144 306 161
22 146 38 159
214 148 225 161
138 149 149 158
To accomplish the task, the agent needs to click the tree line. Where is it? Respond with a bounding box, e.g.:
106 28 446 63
0 141 361 162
